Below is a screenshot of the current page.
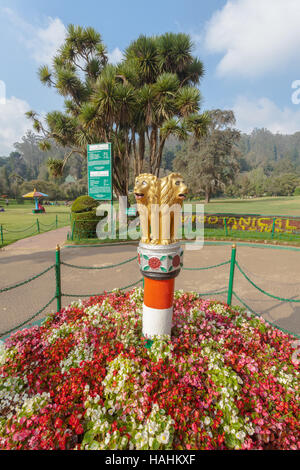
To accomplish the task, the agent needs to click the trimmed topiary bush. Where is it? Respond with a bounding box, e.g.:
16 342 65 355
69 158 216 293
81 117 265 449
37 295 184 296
71 195 101 239
293 187 300 196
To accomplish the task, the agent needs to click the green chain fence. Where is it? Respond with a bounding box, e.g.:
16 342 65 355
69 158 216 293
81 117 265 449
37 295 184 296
1 243 299 340
0 214 71 247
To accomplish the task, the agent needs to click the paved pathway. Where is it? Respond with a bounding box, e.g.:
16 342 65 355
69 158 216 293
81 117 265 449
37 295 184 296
1 229 299 337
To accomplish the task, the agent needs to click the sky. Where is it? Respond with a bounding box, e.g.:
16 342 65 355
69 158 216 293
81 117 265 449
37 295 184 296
1 0 300 155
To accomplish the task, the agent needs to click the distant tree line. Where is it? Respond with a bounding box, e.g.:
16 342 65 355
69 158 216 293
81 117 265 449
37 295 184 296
2 123 300 202
159 124 300 200
0 131 87 200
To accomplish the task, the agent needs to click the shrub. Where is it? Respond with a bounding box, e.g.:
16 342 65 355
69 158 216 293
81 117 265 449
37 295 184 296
71 195 101 239
293 186 300 196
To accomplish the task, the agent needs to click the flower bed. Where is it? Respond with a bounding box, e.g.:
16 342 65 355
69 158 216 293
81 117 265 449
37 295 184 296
0 288 299 450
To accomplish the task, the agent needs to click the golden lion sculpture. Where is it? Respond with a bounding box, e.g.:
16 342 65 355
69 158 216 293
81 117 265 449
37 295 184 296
134 173 159 244
159 173 188 244
134 172 187 245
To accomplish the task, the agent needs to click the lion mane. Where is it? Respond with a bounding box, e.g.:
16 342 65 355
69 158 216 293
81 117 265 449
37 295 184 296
159 172 185 207
134 173 159 206
134 173 159 243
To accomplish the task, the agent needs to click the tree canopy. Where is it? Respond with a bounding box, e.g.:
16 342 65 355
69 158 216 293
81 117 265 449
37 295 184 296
26 25 209 197
173 110 241 203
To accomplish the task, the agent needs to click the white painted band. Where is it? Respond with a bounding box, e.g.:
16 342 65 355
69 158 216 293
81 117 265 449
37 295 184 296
142 303 173 338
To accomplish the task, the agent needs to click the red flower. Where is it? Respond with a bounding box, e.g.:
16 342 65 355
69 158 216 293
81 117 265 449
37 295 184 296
54 418 63 429
172 255 180 268
75 424 83 435
2 289 299 451
148 257 161 269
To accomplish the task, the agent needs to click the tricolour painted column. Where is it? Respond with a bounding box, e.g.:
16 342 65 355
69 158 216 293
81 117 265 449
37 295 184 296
137 242 183 339
143 277 175 337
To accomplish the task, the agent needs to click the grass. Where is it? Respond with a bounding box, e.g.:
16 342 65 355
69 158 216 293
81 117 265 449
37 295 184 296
188 195 300 216
1 196 300 248
0 201 71 247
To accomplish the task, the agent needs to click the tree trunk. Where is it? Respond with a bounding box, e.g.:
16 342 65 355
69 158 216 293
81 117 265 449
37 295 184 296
154 136 167 177
138 131 145 175
133 131 145 177
205 189 211 204
149 127 158 174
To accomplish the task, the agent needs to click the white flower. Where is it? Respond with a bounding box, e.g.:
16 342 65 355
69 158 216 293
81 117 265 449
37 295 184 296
158 431 170 445
147 421 158 435
236 431 246 441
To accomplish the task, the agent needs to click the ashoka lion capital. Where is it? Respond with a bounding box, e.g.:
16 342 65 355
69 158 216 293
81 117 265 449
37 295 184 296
134 172 187 339
134 172 187 246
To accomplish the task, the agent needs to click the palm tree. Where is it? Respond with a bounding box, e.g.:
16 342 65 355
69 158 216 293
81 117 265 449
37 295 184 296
26 27 209 196
121 33 209 176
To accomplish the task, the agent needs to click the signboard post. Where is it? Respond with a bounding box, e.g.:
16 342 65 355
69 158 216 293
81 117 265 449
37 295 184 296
87 143 112 201
87 143 114 235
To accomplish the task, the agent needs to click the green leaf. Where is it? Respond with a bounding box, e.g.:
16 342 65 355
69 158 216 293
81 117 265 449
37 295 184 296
152 439 160 450
160 267 167 272
82 430 96 446
144 265 150 270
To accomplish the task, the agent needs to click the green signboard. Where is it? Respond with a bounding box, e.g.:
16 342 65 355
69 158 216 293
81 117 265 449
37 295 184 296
87 143 112 200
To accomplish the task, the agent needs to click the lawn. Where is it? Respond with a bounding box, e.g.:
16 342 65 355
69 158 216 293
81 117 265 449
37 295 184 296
1 196 300 248
189 195 300 217
69 196 300 246
0 201 71 247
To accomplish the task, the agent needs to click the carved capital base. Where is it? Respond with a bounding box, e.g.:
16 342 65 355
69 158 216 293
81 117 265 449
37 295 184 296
137 242 183 280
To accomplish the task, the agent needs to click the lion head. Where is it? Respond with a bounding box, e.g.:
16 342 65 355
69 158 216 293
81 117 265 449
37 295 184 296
159 173 188 207
134 173 159 206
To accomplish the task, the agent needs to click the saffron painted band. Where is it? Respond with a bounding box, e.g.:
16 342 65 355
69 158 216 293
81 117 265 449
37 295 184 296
143 277 174 309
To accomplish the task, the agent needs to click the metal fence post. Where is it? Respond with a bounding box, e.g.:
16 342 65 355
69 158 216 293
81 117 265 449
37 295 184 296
224 217 228 237
0 225 3 245
56 215 58 229
36 218 40 234
71 220 75 241
227 244 236 306
271 218 276 239
55 244 62 311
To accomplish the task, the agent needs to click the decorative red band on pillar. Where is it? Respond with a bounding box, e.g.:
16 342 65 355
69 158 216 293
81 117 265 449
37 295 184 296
143 277 174 309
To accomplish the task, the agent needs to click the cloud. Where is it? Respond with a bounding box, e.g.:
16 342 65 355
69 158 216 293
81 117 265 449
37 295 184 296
204 0 300 78
30 18 67 65
3 8 66 65
0 97 33 155
107 47 124 65
233 95 300 134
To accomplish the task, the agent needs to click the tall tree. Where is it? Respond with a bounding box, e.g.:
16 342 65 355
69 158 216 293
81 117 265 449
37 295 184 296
26 26 209 196
120 33 209 177
173 110 241 203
